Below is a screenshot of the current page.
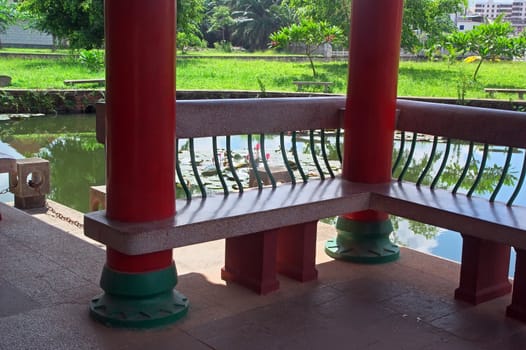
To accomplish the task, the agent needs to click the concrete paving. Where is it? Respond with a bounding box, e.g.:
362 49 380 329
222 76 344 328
1 201 526 349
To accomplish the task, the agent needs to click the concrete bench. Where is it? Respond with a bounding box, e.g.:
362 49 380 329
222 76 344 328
484 88 526 99
293 81 333 93
64 79 105 87
86 97 526 321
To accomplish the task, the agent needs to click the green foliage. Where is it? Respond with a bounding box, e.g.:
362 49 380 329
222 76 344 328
77 49 104 72
0 0 16 33
270 19 343 76
208 5 235 42
177 32 207 54
0 0 17 48
18 0 104 49
19 0 206 50
444 16 526 80
285 0 350 37
230 0 295 51
178 0 206 38
402 0 464 54
0 90 57 114
213 40 232 52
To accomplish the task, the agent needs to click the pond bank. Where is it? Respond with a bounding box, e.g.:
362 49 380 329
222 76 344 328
1 89 525 114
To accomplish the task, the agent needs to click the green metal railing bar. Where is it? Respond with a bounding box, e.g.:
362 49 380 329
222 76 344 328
430 138 451 190
416 136 438 186
392 131 406 175
310 130 325 180
452 141 474 195
507 151 526 206
280 132 297 185
189 138 207 198
226 136 244 193
397 132 417 182
292 131 308 182
175 138 191 200
212 136 229 196
490 147 514 202
467 143 489 197
247 134 263 189
260 133 277 188
320 129 335 178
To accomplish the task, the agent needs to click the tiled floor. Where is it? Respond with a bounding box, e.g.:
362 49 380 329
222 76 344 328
1 201 526 349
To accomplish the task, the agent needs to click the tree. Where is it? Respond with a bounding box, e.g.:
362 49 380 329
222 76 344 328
18 0 104 49
208 5 234 42
270 19 343 77
230 0 294 51
0 0 17 48
18 0 206 50
444 16 526 80
178 0 206 40
402 0 465 54
285 0 350 38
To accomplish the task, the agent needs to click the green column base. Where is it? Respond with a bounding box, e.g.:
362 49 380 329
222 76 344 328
89 262 189 328
325 217 399 264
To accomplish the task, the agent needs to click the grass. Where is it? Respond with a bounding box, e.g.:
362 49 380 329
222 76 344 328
1 48 526 99
0 47 70 54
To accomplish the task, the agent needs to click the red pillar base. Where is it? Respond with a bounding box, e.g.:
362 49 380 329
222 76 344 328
455 235 511 304
277 221 318 282
221 231 280 295
507 248 526 322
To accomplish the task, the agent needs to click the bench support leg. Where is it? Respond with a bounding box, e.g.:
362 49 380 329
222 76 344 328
507 248 526 321
222 230 280 294
455 235 511 304
277 221 318 282
325 216 399 264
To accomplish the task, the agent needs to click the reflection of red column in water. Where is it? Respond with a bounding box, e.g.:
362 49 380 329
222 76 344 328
325 0 403 263
88 0 188 328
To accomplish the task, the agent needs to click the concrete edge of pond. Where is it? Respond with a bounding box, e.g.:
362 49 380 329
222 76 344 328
0 89 525 115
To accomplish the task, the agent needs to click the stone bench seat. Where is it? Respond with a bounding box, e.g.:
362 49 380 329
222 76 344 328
84 178 371 255
85 179 526 255
293 81 333 93
484 88 526 99
64 79 105 86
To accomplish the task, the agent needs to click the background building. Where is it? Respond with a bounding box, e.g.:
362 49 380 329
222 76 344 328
0 0 53 48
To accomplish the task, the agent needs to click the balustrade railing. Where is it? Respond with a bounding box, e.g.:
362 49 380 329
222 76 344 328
97 98 526 206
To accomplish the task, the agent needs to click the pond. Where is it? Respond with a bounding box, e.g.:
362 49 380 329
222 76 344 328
0 113 523 275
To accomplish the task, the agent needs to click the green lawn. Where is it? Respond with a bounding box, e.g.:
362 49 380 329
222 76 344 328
2 50 526 99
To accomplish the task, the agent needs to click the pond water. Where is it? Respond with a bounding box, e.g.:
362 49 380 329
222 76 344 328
0 114 523 275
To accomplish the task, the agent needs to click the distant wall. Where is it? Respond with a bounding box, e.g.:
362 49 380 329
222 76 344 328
0 24 53 48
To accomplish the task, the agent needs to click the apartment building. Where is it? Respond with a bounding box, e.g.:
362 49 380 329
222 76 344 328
474 0 513 19
474 0 525 32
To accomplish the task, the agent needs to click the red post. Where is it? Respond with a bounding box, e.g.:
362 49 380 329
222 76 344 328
455 235 511 304
325 0 403 263
89 0 188 328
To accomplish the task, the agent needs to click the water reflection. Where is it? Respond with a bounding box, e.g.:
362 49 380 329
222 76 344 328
37 136 105 212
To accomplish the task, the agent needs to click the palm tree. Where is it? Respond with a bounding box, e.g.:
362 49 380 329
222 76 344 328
230 0 294 51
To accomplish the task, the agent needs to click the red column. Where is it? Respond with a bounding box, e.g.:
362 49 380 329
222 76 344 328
89 0 187 328
325 0 403 263
455 235 511 304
